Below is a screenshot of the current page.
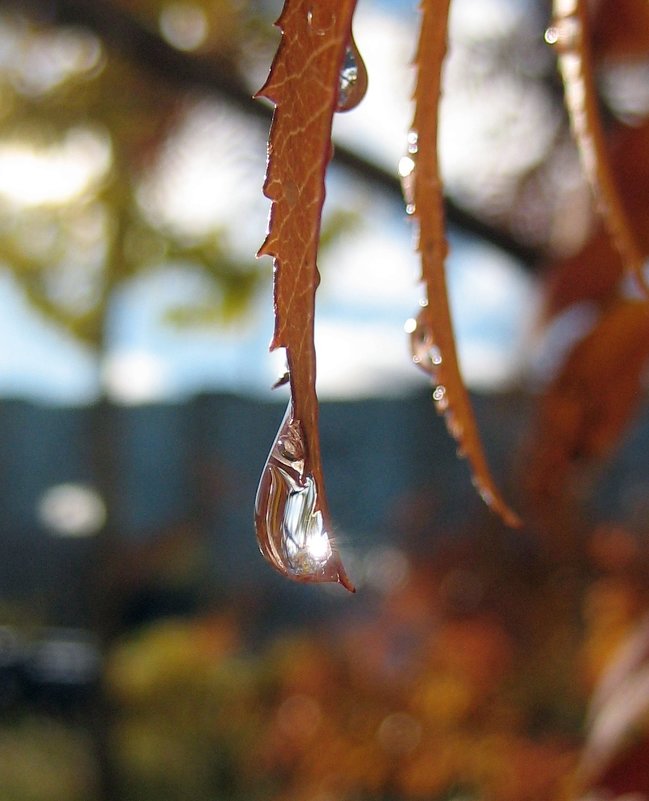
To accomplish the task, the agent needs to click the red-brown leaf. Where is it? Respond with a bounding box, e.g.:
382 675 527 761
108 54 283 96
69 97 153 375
408 0 520 527
549 0 648 295
527 299 649 501
256 0 358 590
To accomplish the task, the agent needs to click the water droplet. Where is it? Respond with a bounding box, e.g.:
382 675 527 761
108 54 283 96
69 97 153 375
428 345 443 366
336 37 368 112
545 15 582 52
408 312 442 375
544 25 559 45
306 5 335 35
255 406 352 588
400 154 416 217
398 156 415 178
433 384 448 408
403 317 417 335
400 136 417 214
407 130 419 154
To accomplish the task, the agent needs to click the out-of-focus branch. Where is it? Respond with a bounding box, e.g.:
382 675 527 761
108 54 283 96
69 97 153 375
5 0 541 266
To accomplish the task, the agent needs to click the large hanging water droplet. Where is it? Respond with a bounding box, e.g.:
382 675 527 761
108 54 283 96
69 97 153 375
255 405 354 590
336 37 368 113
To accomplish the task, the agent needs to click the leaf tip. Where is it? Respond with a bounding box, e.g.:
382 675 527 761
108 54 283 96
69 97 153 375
338 567 356 593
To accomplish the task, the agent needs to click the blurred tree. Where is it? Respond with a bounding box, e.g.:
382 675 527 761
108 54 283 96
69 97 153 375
0 0 278 345
0 0 554 352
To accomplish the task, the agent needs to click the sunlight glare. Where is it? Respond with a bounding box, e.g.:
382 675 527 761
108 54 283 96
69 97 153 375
38 483 106 538
159 3 209 52
0 127 111 207
102 351 169 405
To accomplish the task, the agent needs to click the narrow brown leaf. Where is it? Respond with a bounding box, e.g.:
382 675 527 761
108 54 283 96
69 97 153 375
407 0 520 527
548 0 648 295
255 0 360 590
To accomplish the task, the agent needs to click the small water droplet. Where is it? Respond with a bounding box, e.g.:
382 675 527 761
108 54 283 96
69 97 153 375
545 15 582 52
433 384 447 406
428 345 442 366
407 130 419 154
400 158 416 216
306 5 335 35
544 25 559 45
336 37 368 112
255 405 350 587
404 317 417 335
398 156 415 178
400 137 417 214
408 312 442 375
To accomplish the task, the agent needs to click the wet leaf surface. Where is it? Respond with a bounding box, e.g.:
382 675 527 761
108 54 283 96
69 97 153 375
255 0 359 589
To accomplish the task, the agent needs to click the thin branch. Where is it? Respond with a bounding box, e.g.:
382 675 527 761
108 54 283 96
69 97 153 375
6 0 541 266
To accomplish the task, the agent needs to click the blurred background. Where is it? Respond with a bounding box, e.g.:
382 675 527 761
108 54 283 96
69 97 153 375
1 0 649 799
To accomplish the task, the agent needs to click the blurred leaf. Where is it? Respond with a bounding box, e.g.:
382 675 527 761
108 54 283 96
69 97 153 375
527 299 649 500
542 119 649 321
409 0 520 527
577 611 649 796
551 0 647 295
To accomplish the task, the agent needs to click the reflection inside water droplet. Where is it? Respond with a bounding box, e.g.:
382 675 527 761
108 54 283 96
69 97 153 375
255 405 349 586
336 38 368 112
282 477 333 574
